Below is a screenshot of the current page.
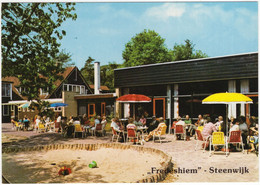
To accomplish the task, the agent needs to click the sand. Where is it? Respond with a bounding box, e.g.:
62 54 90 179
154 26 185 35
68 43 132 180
2 148 165 183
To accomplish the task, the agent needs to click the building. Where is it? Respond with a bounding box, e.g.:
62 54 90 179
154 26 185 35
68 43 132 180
2 64 116 122
114 52 258 124
2 67 92 122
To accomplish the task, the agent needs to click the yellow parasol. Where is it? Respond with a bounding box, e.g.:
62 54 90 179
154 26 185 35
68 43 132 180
202 92 253 104
202 92 253 136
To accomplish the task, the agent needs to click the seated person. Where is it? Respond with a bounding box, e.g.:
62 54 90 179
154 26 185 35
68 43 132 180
201 116 217 140
134 116 143 127
145 117 166 142
111 118 121 132
67 116 74 126
248 127 258 153
229 119 240 132
73 117 81 125
215 116 224 131
23 115 30 131
176 116 185 126
195 114 205 127
184 115 195 138
148 116 159 132
91 116 101 132
171 119 178 134
126 118 136 130
101 116 107 129
111 117 124 142
35 116 41 130
175 116 187 140
139 115 147 126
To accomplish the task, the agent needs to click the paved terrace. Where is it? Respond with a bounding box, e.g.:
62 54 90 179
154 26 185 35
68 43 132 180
2 123 259 183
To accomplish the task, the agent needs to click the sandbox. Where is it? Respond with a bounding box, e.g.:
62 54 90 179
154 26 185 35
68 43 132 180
2 143 173 183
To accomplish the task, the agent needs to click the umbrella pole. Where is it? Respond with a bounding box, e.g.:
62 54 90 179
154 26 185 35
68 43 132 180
133 104 135 120
226 104 228 137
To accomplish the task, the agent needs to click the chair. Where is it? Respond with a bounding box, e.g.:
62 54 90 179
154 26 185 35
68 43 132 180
195 129 210 152
38 123 45 133
197 126 204 131
95 123 103 136
228 130 244 154
170 121 177 134
14 121 21 131
209 132 228 157
127 128 139 144
74 124 83 138
175 125 186 140
111 127 120 142
153 125 167 144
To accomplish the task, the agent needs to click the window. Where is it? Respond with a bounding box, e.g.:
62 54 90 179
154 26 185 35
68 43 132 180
11 105 14 111
54 107 62 112
63 84 86 94
153 98 165 119
2 105 9 116
18 107 21 112
88 103 95 118
2 83 11 97
101 102 106 117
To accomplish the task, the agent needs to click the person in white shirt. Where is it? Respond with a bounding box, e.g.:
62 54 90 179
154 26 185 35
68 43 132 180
101 116 107 128
111 118 120 132
35 116 41 130
176 116 185 126
73 117 81 125
230 119 240 132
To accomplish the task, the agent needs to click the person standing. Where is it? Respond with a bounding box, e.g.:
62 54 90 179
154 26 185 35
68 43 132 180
238 116 249 149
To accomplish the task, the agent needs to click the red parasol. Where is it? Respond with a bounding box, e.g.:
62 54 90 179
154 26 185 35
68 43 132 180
116 94 151 118
116 94 151 103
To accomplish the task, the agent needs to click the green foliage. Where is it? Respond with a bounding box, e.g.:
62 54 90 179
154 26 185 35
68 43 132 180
171 39 208 61
2 3 77 102
30 100 54 120
122 29 172 67
80 56 95 85
81 57 120 90
100 62 121 90
55 49 75 67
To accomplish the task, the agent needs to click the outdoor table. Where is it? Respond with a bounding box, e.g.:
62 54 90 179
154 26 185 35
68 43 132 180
120 119 128 128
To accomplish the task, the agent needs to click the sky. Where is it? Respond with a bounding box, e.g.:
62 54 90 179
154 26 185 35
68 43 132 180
59 1 258 69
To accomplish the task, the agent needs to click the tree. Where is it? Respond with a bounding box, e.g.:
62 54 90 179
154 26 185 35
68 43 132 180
1 3 77 116
100 62 120 90
171 39 208 61
55 49 75 68
80 56 95 85
122 29 172 67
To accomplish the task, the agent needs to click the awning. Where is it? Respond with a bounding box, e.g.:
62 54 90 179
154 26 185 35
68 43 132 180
2 98 63 106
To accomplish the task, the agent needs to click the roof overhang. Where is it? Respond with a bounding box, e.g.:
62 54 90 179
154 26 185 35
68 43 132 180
2 98 63 105
74 93 116 100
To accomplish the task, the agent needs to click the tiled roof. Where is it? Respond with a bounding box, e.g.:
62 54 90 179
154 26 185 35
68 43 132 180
89 85 110 91
2 67 77 100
